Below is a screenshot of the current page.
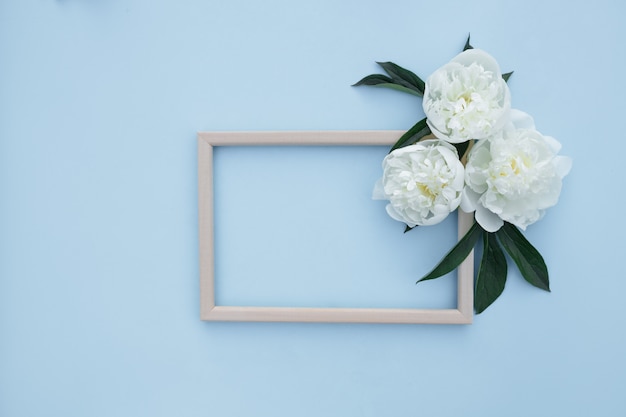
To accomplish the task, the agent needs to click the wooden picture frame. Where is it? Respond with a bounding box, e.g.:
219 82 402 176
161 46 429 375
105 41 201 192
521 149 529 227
198 131 474 324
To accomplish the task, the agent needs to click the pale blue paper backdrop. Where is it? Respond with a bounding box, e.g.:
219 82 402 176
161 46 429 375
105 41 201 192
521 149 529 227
1 1 625 416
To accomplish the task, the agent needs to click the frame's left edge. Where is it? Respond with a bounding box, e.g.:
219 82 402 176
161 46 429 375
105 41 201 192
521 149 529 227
198 135 215 320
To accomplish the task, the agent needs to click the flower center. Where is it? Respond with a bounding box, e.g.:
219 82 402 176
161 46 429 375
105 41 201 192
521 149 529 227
416 182 437 199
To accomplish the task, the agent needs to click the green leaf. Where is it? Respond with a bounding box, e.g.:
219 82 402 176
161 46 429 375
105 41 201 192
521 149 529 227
463 34 473 51
404 224 417 233
352 74 423 96
352 73 393 86
475 232 508 314
418 221 482 283
377 61 425 96
502 71 514 82
453 141 470 161
389 118 432 153
375 83 424 96
496 223 550 291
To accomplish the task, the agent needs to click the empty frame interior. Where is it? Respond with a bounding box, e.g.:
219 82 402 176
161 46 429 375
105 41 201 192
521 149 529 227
198 131 473 324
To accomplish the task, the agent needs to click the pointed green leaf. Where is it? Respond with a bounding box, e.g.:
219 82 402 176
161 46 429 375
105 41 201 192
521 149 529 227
502 71 513 82
374 83 423 96
404 224 417 233
463 34 473 51
389 118 432 153
377 61 425 96
475 232 508 314
352 73 394 87
418 221 482 283
496 223 550 291
352 74 422 96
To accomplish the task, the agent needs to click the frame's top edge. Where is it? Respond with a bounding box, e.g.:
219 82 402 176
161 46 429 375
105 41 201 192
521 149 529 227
197 130 404 146
197 130 405 134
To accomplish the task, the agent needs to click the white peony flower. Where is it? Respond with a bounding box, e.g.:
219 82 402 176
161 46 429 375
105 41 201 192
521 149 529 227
461 110 572 232
373 140 465 227
423 49 511 143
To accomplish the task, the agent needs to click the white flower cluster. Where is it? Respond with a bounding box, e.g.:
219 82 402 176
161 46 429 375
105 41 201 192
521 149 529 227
374 49 572 231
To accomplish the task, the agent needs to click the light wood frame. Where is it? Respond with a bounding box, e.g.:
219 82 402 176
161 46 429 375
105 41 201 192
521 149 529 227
198 131 474 324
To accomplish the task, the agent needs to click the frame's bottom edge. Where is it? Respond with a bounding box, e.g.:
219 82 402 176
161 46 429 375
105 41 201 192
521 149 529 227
201 306 473 324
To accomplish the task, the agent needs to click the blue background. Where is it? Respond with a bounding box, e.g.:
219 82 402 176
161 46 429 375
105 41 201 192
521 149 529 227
1 1 624 416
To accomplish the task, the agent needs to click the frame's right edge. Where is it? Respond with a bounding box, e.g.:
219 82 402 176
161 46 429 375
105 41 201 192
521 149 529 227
456 210 475 323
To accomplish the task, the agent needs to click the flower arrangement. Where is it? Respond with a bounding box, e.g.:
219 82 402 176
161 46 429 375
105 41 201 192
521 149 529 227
354 36 572 313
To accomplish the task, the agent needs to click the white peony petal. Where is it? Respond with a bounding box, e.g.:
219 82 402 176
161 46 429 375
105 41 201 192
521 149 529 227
543 135 562 153
385 204 416 228
372 178 386 200
452 49 501 75
509 109 535 130
554 155 573 178
426 119 455 143
460 188 480 213
475 204 504 232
